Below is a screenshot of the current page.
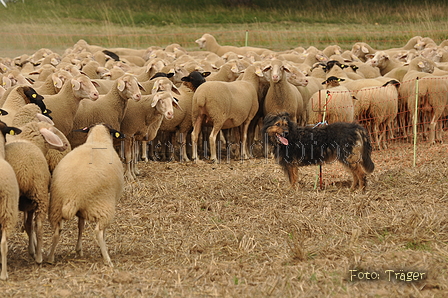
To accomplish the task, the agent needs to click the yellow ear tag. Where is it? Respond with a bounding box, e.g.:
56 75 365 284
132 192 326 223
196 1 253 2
44 110 48 113
72 84 75 88
9 129 15 135
32 93 37 98
115 132 120 138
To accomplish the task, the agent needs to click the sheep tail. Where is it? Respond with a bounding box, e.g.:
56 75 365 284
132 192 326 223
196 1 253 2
359 128 375 174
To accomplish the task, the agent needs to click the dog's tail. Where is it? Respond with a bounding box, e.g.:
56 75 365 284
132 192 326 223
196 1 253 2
359 128 375 173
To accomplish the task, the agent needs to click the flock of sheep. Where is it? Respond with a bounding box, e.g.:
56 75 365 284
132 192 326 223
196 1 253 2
0 33 447 279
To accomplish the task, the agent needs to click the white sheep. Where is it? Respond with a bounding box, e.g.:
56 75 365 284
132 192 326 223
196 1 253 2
307 77 355 125
354 80 400 149
120 91 178 181
191 64 260 162
47 123 125 267
44 74 100 136
195 33 266 56
5 121 66 264
262 59 304 124
33 69 73 95
366 51 404 76
0 120 20 280
68 74 144 148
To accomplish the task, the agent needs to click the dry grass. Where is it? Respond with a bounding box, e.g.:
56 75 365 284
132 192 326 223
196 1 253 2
1 137 447 297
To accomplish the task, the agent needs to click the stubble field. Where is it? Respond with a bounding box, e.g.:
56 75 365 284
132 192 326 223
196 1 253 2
1 137 447 297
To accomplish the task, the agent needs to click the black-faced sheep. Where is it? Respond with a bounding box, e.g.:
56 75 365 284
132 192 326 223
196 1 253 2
0 121 21 280
47 124 125 267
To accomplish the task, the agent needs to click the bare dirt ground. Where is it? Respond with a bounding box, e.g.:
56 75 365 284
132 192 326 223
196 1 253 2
1 139 448 297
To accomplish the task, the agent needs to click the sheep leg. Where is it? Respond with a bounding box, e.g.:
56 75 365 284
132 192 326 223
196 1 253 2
75 217 85 257
140 140 149 162
238 120 251 160
131 138 140 179
47 221 62 264
24 210 36 258
1 229 8 280
34 212 43 264
191 115 204 161
123 137 135 182
179 132 190 162
95 223 113 267
208 125 221 163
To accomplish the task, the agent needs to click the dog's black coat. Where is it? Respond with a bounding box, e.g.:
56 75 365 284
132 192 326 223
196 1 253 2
262 112 375 189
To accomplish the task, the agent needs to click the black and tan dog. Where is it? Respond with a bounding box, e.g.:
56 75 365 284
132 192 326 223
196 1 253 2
262 112 375 190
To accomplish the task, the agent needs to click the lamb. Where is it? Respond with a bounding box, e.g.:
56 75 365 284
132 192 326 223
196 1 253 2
44 74 100 136
5 121 66 264
47 123 125 267
195 33 267 56
262 59 304 125
307 77 355 125
354 80 400 149
68 74 144 148
191 64 259 162
0 120 20 280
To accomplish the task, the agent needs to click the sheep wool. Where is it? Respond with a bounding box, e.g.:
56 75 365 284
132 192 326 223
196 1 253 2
0 121 21 280
48 124 125 267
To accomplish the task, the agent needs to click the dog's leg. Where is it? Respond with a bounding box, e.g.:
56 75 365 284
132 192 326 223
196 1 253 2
285 163 298 187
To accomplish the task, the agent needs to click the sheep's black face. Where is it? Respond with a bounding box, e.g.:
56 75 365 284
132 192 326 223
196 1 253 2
24 87 44 103
181 71 210 91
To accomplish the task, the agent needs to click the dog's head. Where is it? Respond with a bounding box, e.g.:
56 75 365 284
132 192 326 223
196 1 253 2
262 112 290 145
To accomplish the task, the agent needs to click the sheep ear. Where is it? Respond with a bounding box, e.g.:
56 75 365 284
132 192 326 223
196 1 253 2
36 113 54 125
39 128 64 148
361 46 369 54
151 94 160 107
117 78 126 92
71 79 81 91
0 108 8 115
172 97 182 111
110 129 124 139
202 72 211 78
138 81 146 92
5 127 21 136
73 127 90 133
171 85 180 95
151 80 161 94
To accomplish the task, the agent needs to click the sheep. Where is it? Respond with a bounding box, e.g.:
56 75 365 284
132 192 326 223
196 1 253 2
0 85 48 125
401 74 448 144
262 59 304 125
195 33 266 56
0 120 21 280
33 69 73 95
120 91 179 181
307 77 354 125
351 42 377 62
152 71 209 162
191 64 259 162
354 80 400 149
5 121 66 264
205 60 242 82
68 74 144 148
366 51 404 76
44 74 100 136
47 123 125 267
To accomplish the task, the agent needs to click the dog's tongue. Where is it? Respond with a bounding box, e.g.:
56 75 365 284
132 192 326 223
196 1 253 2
277 134 288 145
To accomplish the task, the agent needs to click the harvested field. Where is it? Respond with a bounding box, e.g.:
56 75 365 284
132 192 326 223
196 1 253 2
1 139 448 297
